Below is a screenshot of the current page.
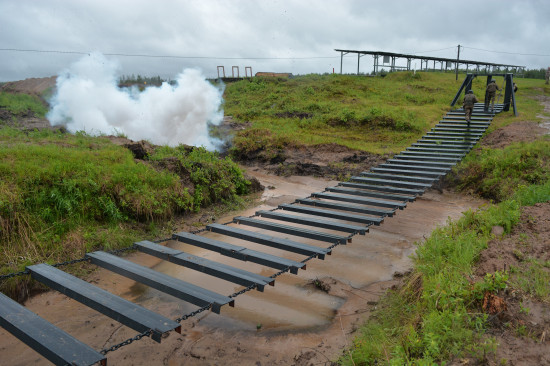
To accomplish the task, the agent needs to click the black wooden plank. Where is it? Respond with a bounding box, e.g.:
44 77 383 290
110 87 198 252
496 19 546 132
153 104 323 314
86 251 234 314
370 167 443 178
329 185 414 202
135 240 274 291
256 210 369 235
207 223 331 259
233 216 350 244
311 191 406 210
296 198 394 217
27 263 181 343
412 142 475 149
0 292 106 366
377 163 450 173
406 147 471 155
350 176 432 190
385 158 455 168
392 154 460 163
421 135 478 142
399 151 465 159
426 131 483 137
279 203 384 225
339 180 425 196
172 232 305 274
431 127 485 133
359 172 437 184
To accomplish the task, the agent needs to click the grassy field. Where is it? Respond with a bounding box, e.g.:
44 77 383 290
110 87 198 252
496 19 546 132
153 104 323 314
0 91 47 121
222 72 543 159
0 127 251 296
1 71 549 363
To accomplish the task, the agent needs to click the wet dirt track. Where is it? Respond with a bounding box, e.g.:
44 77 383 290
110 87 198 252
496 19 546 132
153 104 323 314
0 170 486 366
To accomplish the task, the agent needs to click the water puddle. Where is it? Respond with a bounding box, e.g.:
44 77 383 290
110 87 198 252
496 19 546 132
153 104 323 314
116 169 485 333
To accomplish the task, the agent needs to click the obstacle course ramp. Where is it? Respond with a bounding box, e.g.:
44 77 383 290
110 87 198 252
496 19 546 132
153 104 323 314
0 101 502 365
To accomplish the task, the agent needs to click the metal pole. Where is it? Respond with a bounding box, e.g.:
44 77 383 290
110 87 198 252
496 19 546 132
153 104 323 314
357 53 360 75
340 51 343 74
455 44 460 80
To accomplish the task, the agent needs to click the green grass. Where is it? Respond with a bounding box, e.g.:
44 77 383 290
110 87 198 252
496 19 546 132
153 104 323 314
510 260 550 301
344 183 550 365
224 72 467 156
343 169 550 365
449 139 550 201
224 73 550 161
149 144 250 208
0 128 252 290
0 91 47 118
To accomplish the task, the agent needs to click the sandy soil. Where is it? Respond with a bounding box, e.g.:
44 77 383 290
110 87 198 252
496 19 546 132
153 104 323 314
0 76 56 95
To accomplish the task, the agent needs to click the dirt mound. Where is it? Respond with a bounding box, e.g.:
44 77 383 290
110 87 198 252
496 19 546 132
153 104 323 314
0 76 57 95
473 202 550 365
0 76 58 131
481 121 547 149
259 143 387 178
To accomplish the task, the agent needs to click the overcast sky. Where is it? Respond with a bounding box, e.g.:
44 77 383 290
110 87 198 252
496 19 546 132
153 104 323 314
1 0 549 82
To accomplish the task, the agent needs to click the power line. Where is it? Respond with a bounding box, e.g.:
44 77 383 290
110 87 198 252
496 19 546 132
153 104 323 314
462 46 550 57
0 48 338 60
409 46 457 55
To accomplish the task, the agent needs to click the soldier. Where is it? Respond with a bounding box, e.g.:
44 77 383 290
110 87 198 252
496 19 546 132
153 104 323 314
463 90 478 124
484 79 500 111
546 67 550 85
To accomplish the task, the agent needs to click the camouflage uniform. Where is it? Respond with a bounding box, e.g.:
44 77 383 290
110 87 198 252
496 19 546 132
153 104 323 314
484 81 499 111
463 92 478 123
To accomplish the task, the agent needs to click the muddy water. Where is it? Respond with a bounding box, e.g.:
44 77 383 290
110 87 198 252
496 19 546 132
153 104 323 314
0 170 486 365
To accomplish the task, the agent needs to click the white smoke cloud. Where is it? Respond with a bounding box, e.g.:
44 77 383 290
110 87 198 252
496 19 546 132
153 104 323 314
47 53 224 149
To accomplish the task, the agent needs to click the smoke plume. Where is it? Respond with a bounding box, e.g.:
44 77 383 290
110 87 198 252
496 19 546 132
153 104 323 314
47 53 224 149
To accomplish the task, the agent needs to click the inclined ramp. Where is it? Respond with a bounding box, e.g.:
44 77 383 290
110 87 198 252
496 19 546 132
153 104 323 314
0 102 503 365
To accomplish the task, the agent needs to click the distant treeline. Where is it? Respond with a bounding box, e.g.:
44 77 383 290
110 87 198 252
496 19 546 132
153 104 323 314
521 68 548 79
118 75 176 88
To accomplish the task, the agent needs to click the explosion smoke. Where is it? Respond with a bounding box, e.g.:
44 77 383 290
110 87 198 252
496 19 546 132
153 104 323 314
47 53 224 149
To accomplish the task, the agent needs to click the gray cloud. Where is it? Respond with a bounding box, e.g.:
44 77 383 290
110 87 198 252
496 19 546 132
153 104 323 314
1 0 549 81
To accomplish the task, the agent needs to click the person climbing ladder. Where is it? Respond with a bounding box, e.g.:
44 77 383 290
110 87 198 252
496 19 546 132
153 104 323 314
463 90 478 124
484 79 499 112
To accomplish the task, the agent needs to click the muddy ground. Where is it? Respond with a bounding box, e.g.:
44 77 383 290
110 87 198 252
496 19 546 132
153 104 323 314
471 202 550 366
0 78 549 365
0 173 487 366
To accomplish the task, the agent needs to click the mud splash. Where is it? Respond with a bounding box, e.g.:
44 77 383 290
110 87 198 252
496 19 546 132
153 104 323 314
0 170 486 365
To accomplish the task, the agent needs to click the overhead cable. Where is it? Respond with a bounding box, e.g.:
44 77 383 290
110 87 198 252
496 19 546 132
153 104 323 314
0 48 338 60
462 46 550 57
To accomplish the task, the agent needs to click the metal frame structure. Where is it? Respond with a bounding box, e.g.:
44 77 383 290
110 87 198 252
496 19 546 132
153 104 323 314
335 49 525 75
231 66 240 78
451 73 517 115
